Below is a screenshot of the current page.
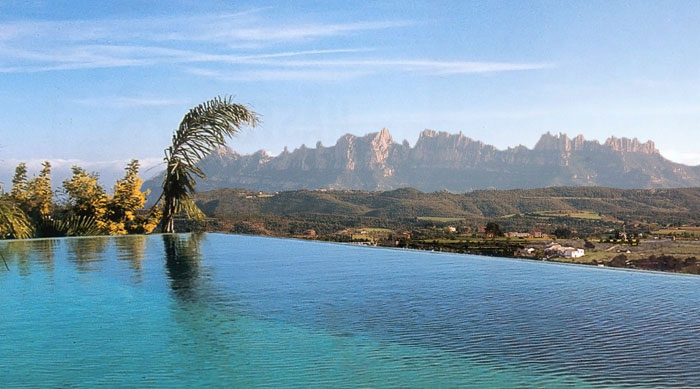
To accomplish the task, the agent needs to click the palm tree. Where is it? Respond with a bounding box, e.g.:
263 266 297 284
157 96 259 233
0 197 34 239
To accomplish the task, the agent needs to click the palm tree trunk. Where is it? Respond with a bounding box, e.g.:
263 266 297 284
162 197 176 233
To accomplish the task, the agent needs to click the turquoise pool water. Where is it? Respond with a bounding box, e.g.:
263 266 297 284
1 233 699 387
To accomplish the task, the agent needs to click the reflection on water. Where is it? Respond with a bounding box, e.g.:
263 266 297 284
0 238 56 276
33 239 56 272
163 233 205 301
2 233 700 387
1 236 151 277
67 236 109 271
1 239 32 276
114 235 147 281
161 233 242 368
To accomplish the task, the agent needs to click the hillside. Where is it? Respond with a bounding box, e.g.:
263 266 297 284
144 130 700 196
194 187 700 236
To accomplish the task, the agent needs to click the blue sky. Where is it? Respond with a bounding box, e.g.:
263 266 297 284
1 0 700 185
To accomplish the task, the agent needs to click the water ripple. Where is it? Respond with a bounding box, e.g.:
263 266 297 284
1 234 699 387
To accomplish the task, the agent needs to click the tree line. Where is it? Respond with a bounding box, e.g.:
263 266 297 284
1 96 259 239
1 159 159 239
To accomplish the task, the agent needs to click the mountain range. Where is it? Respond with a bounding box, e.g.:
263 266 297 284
143 129 700 195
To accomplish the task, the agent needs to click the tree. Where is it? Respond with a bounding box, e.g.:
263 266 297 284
554 227 573 239
157 96 258 233
10 162 28 204
108 159 159 234
26 161 53 218
63 166 109 232
485 222 503 238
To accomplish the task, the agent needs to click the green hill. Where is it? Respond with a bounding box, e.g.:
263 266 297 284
195 187 700 236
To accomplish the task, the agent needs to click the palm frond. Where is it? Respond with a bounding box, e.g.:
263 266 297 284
40 215 100 237
0 198 34 239
176 197 205 222
159 96 259 233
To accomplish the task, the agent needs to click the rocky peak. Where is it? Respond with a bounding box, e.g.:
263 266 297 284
251 149 271 162
604 136 658 154
533 133 596 153
368 128 394 165
534 132 572 152
336 133 356 147
418 129 439 139
213 146 239 159
416 129 476 146
370 128 393 144
572 134 586 150
142 128 700 196
366 128 393 149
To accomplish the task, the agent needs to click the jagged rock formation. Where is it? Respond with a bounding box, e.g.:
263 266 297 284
144 129 700 195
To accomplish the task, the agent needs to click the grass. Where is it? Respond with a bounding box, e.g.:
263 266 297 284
653 229 700 237
361 228 392 233
417 216 463 223
418 236 551 244
531 210 603 220
351 227 393 241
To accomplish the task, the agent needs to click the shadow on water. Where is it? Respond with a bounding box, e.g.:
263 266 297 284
163 233 205 301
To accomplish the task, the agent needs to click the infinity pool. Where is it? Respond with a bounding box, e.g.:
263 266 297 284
1 233 699 387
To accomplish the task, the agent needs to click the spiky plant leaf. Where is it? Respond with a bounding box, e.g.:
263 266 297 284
0 197 34 239
159 96 258 233
40 215 100 237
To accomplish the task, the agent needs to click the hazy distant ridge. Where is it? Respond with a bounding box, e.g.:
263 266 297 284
144 129 700 194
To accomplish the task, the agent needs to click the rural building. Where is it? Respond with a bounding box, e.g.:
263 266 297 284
545 243 585 258
517 248 536 256
562 248 585 258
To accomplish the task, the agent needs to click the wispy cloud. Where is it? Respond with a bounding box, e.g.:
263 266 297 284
0 45 376 73
74 97 184 108
0 11 408 49
187 67 373 82
0 10 551 80
187 59 552 82
209 20 413 42
0 14 411 45
241 59 553 74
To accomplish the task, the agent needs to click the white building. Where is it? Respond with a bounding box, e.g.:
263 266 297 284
562 248 585 258
545 243 585 258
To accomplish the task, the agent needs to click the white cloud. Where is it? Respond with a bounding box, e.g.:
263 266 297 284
73 97 184 108
214 20 413 42
0 11 550 79
187 59 552 82
0 44 375 73
0 15 411 45
244 58 553 74
0 12 409 51
186 67 373 82
662 150 700 167
0 157 164 193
